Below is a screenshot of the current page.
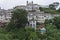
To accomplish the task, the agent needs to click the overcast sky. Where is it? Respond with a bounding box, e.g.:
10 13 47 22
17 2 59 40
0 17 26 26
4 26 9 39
0 0 60 10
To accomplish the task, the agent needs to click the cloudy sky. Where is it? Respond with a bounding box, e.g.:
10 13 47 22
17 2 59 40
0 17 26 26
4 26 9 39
0 0 60 9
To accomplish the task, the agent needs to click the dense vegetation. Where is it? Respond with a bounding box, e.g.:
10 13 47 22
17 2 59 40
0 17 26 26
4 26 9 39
44 16 60 40
39 2 60 14
39 7 60 14
0 6 60 40
6 9 28 32
0 23 60 40
45 16 60 29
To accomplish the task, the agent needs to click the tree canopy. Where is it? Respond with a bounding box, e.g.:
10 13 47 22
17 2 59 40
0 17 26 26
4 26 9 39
53 17 60 29
49 2 59 10
6 9 28 31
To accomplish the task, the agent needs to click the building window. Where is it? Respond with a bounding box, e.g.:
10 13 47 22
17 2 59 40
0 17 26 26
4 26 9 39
30 24 32 27
33 24 35 28
33 21 35 23
1 18 2 19
44 16 46 17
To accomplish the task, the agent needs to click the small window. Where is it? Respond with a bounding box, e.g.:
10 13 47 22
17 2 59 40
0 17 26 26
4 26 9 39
44 16 46 17
33 20 35 23
30 24 32 27
33 24 35 28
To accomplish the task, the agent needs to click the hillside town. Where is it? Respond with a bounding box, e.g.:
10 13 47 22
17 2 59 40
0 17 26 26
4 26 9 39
0 1 60 28
0 0 60 40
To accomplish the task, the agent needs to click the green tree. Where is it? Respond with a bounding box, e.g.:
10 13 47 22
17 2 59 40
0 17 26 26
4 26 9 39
53 17 60 29
45 24 60 40
45 19 52 25
57 8 60 12
49 4 55 10
6 9 28 31
53 2 59 8
39 7 44 11
49 2 59 10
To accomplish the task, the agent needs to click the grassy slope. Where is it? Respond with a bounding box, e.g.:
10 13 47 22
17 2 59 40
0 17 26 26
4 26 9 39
42 8 60 14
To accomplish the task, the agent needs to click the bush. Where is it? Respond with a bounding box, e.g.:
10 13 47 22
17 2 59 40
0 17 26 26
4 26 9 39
46 24 60 40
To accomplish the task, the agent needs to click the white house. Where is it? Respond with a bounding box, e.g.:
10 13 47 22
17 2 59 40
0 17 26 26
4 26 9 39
27 14 36 29
0 8 12 23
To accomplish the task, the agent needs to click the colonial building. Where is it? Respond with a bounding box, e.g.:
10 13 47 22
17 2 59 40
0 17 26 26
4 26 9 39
15 1 40 11
17 1 60 28
27 10 60 23
0 8 12 26
0 1 60 28
27 13 36 29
